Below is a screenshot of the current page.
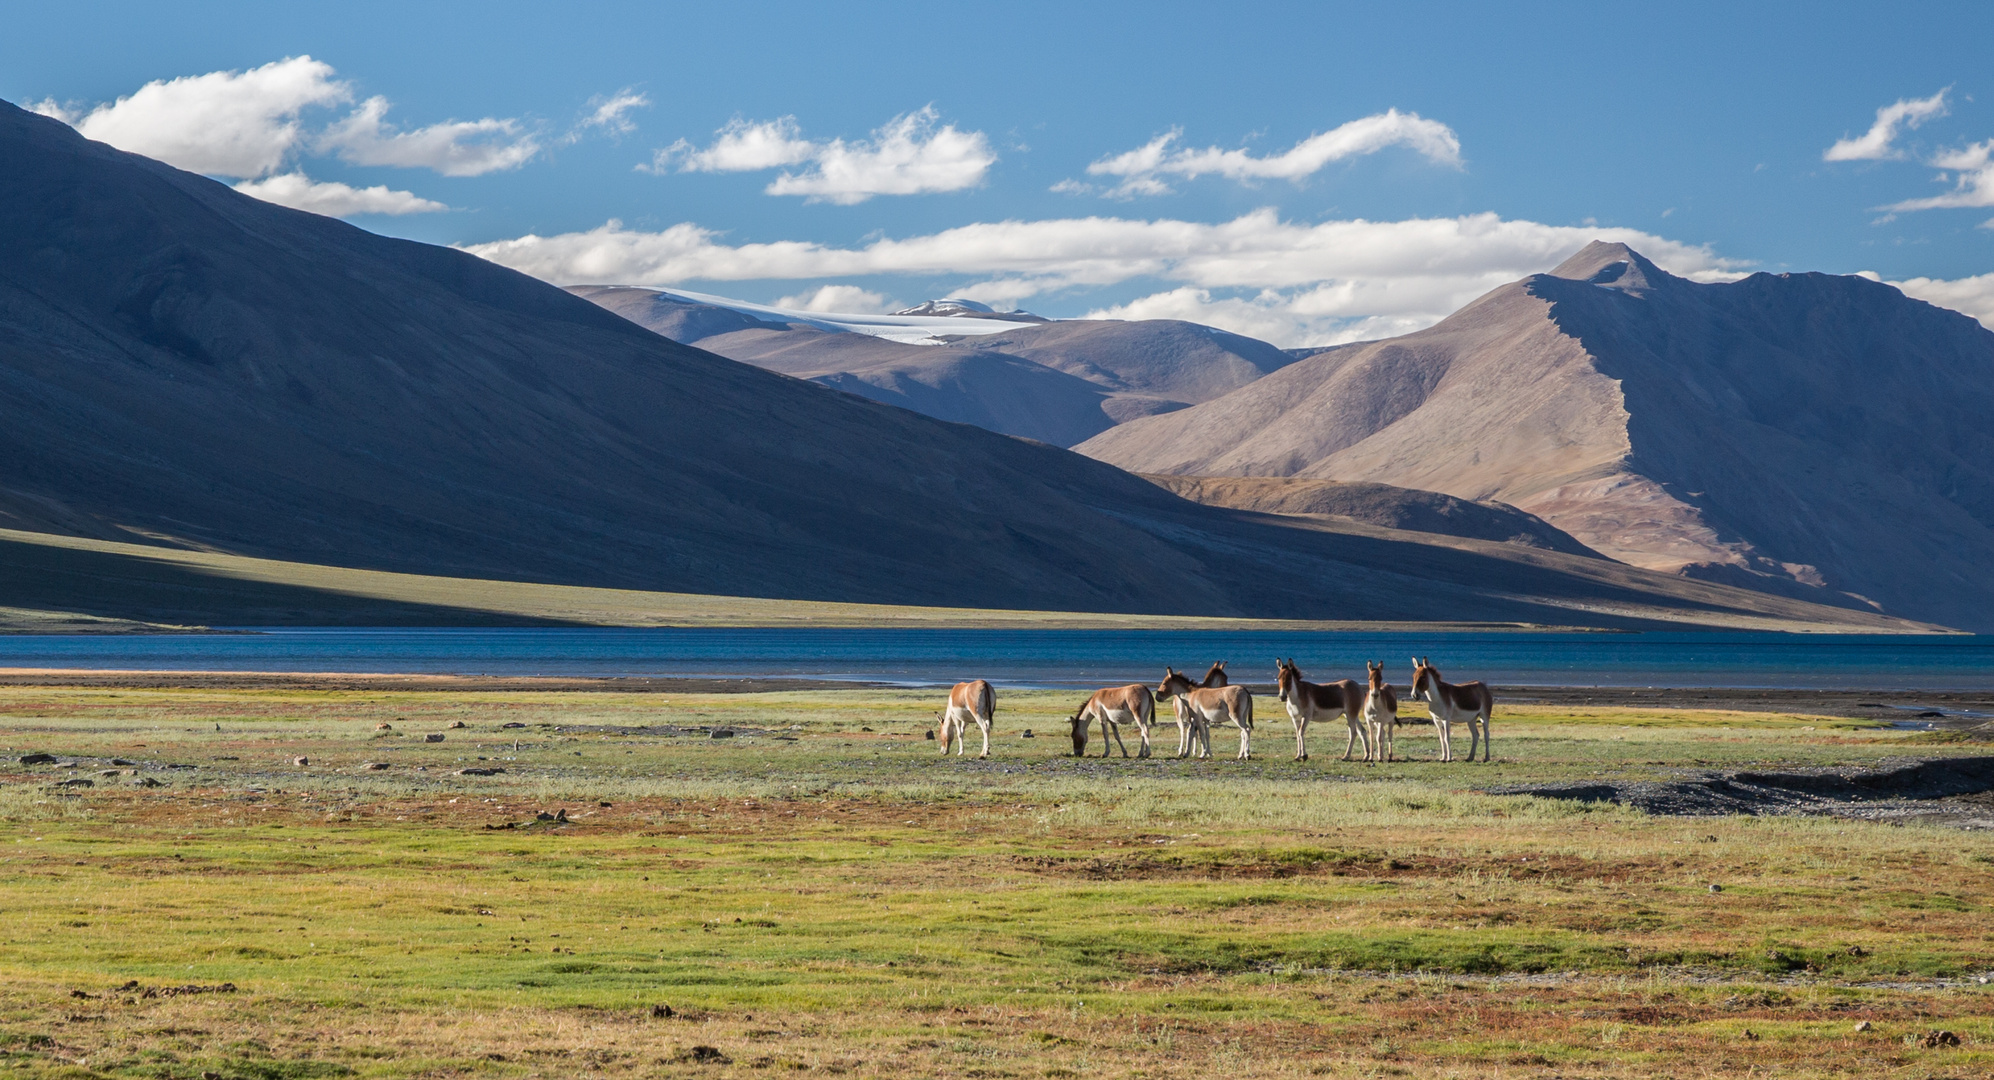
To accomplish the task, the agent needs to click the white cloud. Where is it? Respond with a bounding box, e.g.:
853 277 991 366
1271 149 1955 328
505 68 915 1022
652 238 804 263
461 209 1740 347
1071 110 1462 197
579 89 649 135
1824 89 1950 161
653 116 817 173
61 55 350 178
317 96 539 176
232 172 447 216
1881 139 1994 212
1870 270 1994 329
650 107 996 203
773 285 892 313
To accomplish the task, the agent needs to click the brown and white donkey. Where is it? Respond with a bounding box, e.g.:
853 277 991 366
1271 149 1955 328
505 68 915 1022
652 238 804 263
1408 657 1493 762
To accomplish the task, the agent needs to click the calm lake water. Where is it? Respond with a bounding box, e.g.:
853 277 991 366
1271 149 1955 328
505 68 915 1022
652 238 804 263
0 628 1989 690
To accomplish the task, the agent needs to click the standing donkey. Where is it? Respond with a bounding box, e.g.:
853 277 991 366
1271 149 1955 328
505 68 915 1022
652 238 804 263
1408 656 1493 762
1157 667 1254 760
1274 659 1363 761
938 679 996 758
1200 661 1229 688
1068 684 1157 758
1362 661 1398 763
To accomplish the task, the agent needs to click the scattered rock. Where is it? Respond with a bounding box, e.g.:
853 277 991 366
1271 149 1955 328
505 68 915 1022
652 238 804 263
165 763 196 770
447 720 467 729
1909 1029 1962 1048
51 778 93 788
534 809 570 823
456 767 506 776
1022 730 1035 738
676 1045 730 1064
375 723 393 731
203 1072 222 1080
502 722 525 729
18 753 57 765
1853 1020 1872 1032
860 727 874 732
424 733 446 743
362 762 392 770
293 757 310 767
130 776 166 788
1708 883 1723 892
1918 710 1947 718
598 801 612 807
925 731 936 740
710 729 735 739
651 1003 675 1018
109 759 135 766
98 769 129 777
1742 1028 1758 1041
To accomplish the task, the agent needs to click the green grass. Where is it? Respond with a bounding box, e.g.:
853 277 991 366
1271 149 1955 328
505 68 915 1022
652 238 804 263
1 685 1991 1077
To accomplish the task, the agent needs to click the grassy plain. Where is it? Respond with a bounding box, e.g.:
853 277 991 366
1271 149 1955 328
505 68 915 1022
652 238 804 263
1 683 1991 1078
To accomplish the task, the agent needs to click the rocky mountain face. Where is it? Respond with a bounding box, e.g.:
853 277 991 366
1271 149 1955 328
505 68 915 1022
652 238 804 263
1078 242 1994 630
0 101 1923 631
570 286 1296 446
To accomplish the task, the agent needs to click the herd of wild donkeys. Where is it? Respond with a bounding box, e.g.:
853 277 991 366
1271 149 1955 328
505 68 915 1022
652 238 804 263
936 657 1495 764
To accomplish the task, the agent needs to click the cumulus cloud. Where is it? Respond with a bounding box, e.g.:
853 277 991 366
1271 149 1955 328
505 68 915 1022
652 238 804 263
1824 89 1950 161
649 107 995 203
1869 270 1994 329
317 96 539 176
462 209 1740 346
55 55 350 178
1064 110 1462 197
231 172 447 216
1881 140 1994 213
579 89 649 135
653 116 817 173
773 285 893 313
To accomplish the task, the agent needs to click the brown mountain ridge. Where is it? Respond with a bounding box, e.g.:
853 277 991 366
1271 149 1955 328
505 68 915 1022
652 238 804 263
1078 242 1994 630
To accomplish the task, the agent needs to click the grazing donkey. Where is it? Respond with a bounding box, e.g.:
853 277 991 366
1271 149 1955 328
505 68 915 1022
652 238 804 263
1200 661 1230 688
1156 667 1254 760
1068 684 1157 758
1409 656 1493 762
1274 658 1363 762
1362 661 1398 763
938 679 996 758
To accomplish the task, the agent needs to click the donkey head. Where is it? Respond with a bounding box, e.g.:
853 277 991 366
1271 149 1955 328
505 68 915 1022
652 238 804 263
1156 667 1194 699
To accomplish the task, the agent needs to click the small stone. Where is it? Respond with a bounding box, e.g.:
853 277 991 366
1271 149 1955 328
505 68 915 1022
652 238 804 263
502 722 525 729
130 776 166 788
925 730 936 740
1853 1020 1872 1032
110 759 135 766
598 801 612 807
650 1002 674 1018
1022 730 1035 738
294 757 310 767
710 729 735 739
52 778 94 788
376 723 393 730
424 733 445 743
363 762 392 771
1742 1028 1758 1040
447 720 467 729
18 753 57 765
1708 884 1723 893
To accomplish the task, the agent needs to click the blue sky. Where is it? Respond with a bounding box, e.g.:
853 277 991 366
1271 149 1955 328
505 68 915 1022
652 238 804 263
6 0 1992 344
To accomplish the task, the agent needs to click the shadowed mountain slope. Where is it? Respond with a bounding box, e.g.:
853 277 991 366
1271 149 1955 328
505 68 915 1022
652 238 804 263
1077 242 1994 629
0 102 1938 630
570 286 1293 446
1143 476 1601 557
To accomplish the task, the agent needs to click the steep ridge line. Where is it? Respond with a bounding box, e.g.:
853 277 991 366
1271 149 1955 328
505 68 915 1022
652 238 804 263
1077 242 1994 630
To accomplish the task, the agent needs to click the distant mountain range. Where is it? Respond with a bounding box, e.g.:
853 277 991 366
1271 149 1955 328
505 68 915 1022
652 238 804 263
570 286 1298 447
1079 242 1994 631
0 98 1908 631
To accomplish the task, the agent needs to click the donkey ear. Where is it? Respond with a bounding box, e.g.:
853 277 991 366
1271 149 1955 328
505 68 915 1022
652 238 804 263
1410 656 1420 668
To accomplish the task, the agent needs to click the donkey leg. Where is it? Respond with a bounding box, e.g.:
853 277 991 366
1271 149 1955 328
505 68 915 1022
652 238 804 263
977 719 991 758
